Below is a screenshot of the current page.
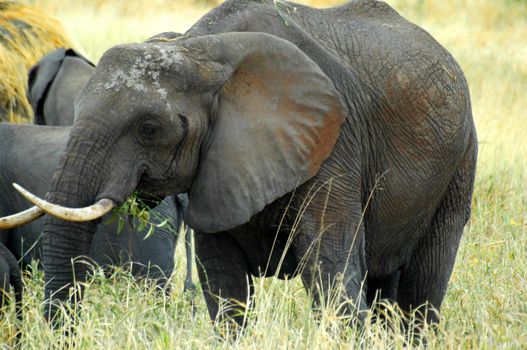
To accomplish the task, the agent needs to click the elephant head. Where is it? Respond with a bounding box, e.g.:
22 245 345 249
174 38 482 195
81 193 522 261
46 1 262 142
18 32 345 318
28 48 94 126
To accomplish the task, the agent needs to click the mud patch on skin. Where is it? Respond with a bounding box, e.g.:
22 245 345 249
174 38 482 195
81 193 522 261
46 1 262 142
157 88 168 100
101 45 186 101
104 68 147 92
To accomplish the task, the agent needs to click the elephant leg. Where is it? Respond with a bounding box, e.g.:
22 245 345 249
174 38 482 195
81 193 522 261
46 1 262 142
294 218 368 323
0 242 23 319
0 261 9 309
366 270 400 305
292 178 368 323
397 156 475 325
195 231 253 327
6 248 23 320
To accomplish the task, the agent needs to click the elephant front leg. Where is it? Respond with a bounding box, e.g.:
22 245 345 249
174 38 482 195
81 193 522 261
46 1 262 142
292 180 368 325
194 231 254 328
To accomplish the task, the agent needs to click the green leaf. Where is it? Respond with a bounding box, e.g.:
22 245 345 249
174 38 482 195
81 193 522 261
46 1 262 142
156 219 170 229
144 224 155 240
117 217 125 234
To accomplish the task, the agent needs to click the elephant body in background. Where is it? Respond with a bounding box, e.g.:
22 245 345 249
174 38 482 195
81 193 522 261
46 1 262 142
29 0 476 326
27 48 94 126
0 124 180 281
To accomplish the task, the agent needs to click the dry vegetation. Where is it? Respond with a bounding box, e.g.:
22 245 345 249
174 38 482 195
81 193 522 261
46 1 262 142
1 0 525 348
0 1 71 122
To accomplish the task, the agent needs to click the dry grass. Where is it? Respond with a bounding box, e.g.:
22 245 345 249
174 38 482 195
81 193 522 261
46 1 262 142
0 0 72 122
1 0 526 348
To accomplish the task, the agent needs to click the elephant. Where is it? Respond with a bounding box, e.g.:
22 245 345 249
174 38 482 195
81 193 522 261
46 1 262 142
11 0 477 327
0 123 181 284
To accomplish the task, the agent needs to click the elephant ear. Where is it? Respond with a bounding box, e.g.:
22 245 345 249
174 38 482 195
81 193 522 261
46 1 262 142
28 48 94 124
186 33 345 233
28 48 66 124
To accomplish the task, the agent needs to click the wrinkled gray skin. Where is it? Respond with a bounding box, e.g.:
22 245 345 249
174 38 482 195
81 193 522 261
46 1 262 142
41 0 477 328
0 124 179 283
0 241 22 318
26 45 196 293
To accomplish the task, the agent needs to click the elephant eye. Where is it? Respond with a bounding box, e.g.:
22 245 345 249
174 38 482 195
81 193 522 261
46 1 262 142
140 120 159 141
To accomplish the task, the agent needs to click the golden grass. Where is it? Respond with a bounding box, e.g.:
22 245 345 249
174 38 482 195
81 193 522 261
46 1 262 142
0 43 30 123
0 1 72 122
2 0 526 348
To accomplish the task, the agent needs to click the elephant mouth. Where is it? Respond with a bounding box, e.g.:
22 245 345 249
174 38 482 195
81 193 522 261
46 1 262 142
133 190 166 210
135 172 175 203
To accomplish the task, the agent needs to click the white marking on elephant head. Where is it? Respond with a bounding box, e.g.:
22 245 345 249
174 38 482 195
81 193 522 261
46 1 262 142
102 44 186 102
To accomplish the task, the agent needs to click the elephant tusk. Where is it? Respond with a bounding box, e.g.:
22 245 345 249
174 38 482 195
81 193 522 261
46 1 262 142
0 206 44 229
12 183 115 222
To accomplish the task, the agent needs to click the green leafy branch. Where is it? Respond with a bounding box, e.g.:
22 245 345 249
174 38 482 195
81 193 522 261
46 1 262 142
274 0 297 27
108 192 171 240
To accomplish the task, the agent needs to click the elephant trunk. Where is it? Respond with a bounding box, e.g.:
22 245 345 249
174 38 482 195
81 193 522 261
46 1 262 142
43 219 96 320
42 122 112 321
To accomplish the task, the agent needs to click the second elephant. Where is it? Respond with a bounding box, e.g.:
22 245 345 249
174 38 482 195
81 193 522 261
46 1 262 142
0 123 180 282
